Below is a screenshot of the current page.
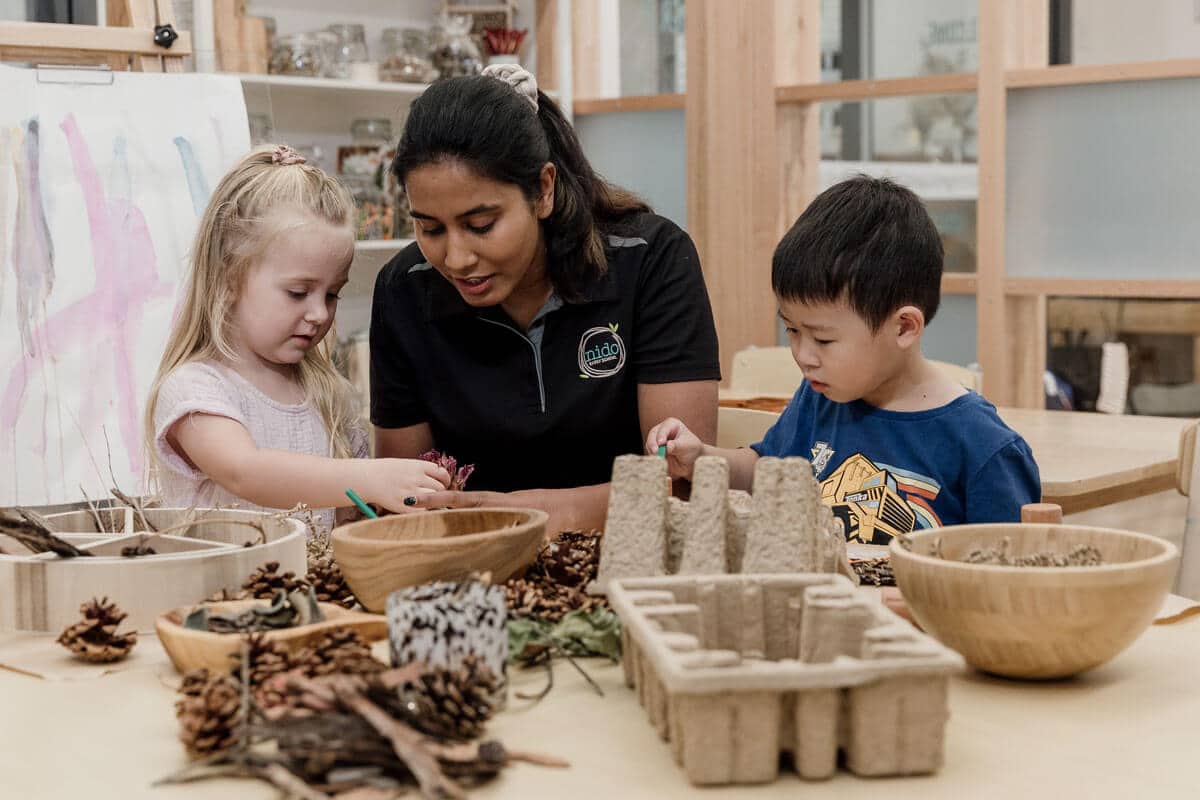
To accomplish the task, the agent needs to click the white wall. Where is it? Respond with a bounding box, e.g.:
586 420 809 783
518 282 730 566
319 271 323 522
0 0 26 21
1073 0 1200 64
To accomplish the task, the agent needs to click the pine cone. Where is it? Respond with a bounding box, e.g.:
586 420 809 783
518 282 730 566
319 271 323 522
175 668 242 759
231 633 294 687
56 596 137 662
293 627 384 678
306 552 356 609
537 530 602 586
399 655 498 741
241 561 305 599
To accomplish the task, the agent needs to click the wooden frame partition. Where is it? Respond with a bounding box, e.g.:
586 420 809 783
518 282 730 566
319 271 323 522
553 1 1200 406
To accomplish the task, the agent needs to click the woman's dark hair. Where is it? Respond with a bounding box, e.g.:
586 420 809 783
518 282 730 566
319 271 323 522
393 75 650 300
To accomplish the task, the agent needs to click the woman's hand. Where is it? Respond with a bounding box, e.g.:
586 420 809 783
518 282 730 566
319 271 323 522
409 484 610 539
645 417 704 480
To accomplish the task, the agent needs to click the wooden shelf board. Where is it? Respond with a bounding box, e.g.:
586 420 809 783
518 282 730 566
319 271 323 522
775 59 1200 108
573 93 685 115
1008 59 1200 90
1004 278 1200 298
233 72 429 97
942 274 978 294
776 73 977 104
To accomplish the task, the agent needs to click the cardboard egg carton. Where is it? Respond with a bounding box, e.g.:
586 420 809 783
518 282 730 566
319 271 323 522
608 573 964 786
594 455 853 592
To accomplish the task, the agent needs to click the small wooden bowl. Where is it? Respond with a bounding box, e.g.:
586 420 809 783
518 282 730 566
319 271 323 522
890 523 1179 679
155 600 387 674
332 508 548 613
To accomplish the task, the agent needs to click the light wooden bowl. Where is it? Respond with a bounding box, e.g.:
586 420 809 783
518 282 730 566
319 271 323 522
331 508 548 613
155 600 388 674
890 523 1179 679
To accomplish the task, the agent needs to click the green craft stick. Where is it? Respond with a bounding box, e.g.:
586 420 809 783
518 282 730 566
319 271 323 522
345 489 378 519
657 444 667 458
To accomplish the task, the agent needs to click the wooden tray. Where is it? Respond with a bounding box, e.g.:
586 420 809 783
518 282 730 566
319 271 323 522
0 508 306 633
155 599 387 674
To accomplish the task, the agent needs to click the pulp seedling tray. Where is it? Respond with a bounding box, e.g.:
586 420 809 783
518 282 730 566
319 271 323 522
609 573 963 786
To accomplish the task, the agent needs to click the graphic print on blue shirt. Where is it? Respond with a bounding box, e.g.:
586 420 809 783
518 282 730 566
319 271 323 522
752 383 1041 545
817 451 943 545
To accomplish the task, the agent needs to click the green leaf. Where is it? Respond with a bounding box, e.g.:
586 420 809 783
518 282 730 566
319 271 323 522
183 607 209 631
507 617 553 665
550 608 622 661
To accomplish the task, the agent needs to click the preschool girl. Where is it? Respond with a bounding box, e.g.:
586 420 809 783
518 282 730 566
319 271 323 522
143 145 449 528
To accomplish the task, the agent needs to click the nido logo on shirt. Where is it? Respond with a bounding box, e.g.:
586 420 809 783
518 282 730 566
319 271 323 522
578 323 626 379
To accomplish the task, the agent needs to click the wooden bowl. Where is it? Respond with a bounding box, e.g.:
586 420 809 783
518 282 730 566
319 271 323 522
331 508 549 612
155 600 387 674
889 523 1178 679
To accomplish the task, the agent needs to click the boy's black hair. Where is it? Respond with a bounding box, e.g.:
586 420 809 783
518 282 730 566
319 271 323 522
393 76 650 301
771 175 943 330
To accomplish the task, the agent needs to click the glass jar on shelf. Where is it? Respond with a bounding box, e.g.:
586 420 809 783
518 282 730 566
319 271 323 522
429 13 482 79
345 173 394 241
379 27 439 83
326 23 372 80
269 33 324 77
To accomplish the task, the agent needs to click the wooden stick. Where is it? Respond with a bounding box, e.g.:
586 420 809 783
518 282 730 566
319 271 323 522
331 682 465 800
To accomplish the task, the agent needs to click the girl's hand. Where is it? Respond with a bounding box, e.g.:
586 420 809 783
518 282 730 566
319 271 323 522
361 458 451 513
645 417 703 480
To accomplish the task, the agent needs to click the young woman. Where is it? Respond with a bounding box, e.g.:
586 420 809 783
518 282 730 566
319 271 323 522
371 65 720 535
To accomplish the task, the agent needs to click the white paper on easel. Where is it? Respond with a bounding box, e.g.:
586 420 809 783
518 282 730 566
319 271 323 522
0 66 250 505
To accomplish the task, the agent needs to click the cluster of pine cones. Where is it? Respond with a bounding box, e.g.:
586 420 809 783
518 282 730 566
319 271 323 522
56 597 138 663
209 556 355 609
176 628 499 759
505 530 606 620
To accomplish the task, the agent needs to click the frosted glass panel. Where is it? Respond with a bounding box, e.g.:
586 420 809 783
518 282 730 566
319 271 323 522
923 294 977 367
575 108 686 229
1007 79 1200 279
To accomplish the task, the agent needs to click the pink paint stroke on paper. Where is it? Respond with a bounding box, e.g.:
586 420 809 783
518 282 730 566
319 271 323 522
1 113 174 475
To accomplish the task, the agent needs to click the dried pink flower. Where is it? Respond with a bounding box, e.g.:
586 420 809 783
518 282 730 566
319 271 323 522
419 450 476 492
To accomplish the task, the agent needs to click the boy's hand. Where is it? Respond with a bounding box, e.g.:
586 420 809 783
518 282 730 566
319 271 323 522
361 459 451 513
645 417 703 480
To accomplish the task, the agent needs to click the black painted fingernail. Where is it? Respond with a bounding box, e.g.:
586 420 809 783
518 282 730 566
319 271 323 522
403 496 417 506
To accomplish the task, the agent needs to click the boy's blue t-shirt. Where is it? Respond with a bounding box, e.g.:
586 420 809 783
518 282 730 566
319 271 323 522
750 382 1041 545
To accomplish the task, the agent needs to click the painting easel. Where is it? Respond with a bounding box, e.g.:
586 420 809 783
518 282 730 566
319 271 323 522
0 0 190 73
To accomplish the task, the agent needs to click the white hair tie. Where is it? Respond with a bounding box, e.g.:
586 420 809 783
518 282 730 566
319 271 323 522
481 63 539 112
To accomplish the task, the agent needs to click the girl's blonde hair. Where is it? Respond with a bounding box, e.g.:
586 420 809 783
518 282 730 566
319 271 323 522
144 145 361 481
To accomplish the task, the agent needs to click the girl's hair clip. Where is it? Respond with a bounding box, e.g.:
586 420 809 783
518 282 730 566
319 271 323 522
272 144 306 166
481 63 538 112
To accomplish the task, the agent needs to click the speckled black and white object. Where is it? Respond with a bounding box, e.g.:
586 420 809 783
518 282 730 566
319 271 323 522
385 579 508 688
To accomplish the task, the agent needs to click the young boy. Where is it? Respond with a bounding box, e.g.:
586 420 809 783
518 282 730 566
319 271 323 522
647 176 1040 547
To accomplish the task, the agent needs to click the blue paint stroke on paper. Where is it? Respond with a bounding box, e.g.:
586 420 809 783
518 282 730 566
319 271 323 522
174 136 210 215
12 119 55 355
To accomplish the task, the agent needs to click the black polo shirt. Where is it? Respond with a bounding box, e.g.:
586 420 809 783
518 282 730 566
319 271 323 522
369 213 720 492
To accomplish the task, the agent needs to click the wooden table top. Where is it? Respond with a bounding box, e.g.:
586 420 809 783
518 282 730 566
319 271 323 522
2 614 1199 798
720 394 1193 513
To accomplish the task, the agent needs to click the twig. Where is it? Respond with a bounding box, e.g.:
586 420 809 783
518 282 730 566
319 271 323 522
149 517 266 540
0 510 93 557
110 488 157 532
503 750 570 769
554 645 604 697
262 763 331 800
79 485 108 534
514 652 554 702
331 680 465 800
14 506 54 531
